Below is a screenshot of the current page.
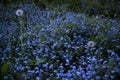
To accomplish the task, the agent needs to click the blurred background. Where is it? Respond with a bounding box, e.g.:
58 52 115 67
0 0 120 19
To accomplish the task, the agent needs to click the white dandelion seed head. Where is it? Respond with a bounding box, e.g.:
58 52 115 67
87 41 96 47
96 16 98 19
15 9 23 16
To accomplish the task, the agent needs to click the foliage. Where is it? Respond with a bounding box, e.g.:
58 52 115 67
33 0 120 19
1 0 120 18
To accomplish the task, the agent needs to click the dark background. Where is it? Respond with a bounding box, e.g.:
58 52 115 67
0 0 120 19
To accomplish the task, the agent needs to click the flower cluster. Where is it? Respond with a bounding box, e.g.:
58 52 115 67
0 2 120 80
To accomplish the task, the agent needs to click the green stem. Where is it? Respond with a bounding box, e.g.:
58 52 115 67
19 17 24 54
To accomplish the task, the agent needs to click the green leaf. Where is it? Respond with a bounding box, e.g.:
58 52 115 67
2 62 9 76
41 36 47 42
55 27 60 32
35 25 42 30
108 59 117 70
64 23 74 28
35 59 44 65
